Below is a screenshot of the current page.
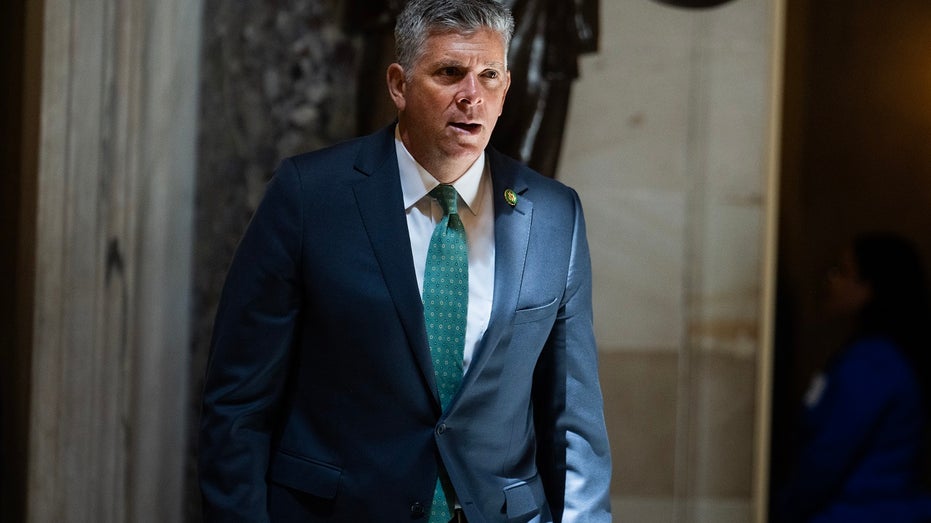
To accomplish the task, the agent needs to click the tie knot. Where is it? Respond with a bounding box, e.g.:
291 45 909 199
430 184 459 216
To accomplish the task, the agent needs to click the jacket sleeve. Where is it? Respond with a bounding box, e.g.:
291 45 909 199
198 159 304 522
534 189 612 522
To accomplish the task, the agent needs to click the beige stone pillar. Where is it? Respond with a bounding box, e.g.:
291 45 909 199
27 1 201 521
559 0 784 521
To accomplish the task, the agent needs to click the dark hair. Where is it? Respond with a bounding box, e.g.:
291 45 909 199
394 0 514 74
852 232 931 356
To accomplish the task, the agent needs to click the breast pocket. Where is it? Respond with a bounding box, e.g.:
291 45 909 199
512 297 559 325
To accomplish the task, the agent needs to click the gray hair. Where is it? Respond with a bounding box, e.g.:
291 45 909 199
394 0 515 73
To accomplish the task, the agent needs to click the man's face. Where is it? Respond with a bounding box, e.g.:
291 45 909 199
388 27 510 181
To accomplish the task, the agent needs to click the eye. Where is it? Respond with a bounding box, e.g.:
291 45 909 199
484 70 499 79
439 66 461 76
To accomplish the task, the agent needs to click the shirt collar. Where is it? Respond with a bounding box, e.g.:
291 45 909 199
395 126 486 216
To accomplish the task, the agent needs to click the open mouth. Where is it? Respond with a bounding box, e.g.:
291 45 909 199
450 122 481 132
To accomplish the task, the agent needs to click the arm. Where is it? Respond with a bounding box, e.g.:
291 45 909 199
198 160 303 522
534 190 612 522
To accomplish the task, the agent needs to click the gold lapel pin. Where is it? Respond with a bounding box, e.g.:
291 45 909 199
504 188 518 207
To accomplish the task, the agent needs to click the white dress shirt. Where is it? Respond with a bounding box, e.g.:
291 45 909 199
395 130 495 374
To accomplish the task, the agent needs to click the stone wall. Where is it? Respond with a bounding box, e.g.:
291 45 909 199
26 0 201 520
558 0 781 520
189 0 359 518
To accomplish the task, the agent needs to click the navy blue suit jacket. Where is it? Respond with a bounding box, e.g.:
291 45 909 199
199 125 611 522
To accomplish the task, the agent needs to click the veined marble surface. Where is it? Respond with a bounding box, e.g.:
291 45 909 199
560 0 779 515
560 0 773 356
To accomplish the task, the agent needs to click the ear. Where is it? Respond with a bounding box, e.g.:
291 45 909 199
386 63 407 112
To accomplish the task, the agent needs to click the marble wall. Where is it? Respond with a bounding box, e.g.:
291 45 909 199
25 0 202 520
189 0 359 517
557 0 781 520
192 0 359 373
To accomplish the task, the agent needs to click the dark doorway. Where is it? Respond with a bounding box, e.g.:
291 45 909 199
772 0 931 513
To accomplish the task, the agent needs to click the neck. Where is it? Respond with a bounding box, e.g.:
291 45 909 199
412 148 475 184
430 164 470 184
395 123 479 184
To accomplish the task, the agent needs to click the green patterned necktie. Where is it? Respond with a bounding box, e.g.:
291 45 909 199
423 184 468 522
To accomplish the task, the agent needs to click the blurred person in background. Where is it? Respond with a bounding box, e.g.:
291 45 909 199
772 232 931 523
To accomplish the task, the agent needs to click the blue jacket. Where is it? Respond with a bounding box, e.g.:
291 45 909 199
774 336 931 523
198 125 612 522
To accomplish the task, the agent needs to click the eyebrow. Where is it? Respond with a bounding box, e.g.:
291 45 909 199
431 59 506 70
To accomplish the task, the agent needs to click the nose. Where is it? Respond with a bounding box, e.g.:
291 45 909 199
457 74 482 106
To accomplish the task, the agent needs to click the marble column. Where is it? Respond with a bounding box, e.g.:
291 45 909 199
27 0 201 521
558 0 783 521
189 0 359 518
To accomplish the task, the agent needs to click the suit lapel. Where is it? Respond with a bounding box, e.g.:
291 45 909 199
351 127 439 408
460 150 533 390
351 135 535 410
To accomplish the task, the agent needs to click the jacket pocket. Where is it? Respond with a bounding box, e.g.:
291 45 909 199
513 297 559 325
502 474 546 521
267 449 341 499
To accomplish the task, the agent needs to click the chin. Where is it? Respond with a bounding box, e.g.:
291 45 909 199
459 135 491 151
440 135 479 151
445 145 484 162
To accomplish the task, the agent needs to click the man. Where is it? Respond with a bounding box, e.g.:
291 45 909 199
198 0 611 521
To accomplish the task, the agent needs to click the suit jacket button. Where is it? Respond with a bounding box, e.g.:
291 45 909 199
436 423 447 435
410 501 425 517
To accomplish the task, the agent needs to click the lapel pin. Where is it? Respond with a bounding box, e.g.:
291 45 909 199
504 188 518 207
